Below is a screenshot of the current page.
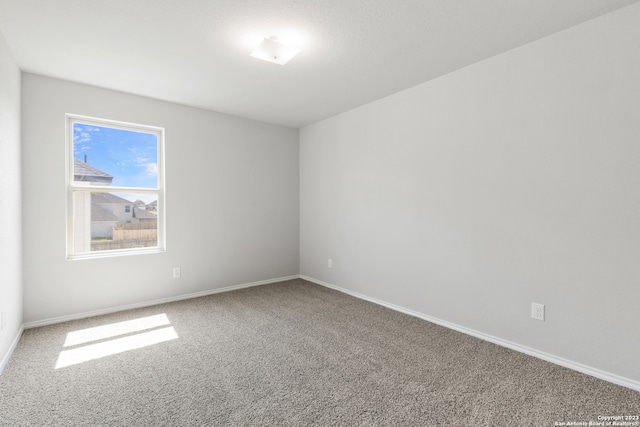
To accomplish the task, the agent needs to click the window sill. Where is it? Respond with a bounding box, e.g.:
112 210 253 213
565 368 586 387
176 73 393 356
67 247 165 261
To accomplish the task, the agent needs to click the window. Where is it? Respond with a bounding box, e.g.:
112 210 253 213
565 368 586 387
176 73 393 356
66 114 165 259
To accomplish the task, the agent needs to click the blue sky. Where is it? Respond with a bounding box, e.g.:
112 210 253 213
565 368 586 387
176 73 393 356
73 123 158 189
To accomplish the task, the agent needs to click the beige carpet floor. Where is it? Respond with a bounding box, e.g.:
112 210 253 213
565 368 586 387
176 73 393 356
1 279 638 426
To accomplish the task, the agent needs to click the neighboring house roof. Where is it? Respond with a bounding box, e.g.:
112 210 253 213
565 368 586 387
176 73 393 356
92 192 133 205
91 203 118 222
74 159 113 184
133 206 157 219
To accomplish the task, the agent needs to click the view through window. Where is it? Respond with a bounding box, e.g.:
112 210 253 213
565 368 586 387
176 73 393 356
67 115 164 258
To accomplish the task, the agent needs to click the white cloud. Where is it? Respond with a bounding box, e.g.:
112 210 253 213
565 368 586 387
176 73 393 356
145 163 158 176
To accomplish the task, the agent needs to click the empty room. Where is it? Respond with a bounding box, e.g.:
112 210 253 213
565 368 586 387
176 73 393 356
1 0 639 425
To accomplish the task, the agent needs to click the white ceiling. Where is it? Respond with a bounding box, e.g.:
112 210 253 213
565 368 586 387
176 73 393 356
0 0 637 128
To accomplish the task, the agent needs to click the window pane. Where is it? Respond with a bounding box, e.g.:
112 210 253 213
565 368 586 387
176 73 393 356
73 192 159 253
73 123 158 188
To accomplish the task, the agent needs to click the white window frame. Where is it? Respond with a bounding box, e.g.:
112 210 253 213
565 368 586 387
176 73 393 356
65 114 166 260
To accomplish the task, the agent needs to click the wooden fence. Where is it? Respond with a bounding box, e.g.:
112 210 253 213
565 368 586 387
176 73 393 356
91 222 158 251
91 238 157 251
113 228 157 241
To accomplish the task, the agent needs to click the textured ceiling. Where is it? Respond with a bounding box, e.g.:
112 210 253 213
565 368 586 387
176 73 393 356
0 0 638 128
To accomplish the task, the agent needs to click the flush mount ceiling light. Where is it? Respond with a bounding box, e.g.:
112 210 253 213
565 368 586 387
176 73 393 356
250 37 301 65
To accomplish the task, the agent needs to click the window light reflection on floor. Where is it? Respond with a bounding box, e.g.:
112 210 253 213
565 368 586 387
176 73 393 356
63 314 171 347
55 314 178 369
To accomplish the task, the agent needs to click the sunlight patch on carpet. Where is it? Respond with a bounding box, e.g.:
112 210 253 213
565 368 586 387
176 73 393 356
63 314 171 347
55 314 178 369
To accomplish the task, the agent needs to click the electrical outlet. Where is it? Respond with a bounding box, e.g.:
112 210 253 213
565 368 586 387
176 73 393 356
328 258 333 269
531 303 545 321
172 267 181 279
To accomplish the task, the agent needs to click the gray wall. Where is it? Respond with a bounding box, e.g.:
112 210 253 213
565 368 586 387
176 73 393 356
300 4 640 382
0 31 22 368
22 74 299 323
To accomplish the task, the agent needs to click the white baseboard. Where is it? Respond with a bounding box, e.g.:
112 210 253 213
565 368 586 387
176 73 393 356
300 275 640 393
24 275 301 329
18 273 640 392
0 325 24 375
